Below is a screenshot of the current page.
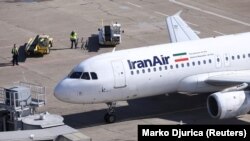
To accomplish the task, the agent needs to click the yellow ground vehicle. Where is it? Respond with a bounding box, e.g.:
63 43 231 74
25 35 53 56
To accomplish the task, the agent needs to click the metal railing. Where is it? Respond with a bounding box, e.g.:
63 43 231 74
0 87 6 104
15 81 46 107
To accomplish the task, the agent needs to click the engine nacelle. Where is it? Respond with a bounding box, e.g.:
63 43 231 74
207 91 250 119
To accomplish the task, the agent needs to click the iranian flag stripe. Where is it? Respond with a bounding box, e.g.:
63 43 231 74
175 58 189 62
173 52 187 57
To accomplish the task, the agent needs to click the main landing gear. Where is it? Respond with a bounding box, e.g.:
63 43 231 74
104 102 116 123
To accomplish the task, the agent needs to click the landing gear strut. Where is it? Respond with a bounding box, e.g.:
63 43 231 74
104 102 116 123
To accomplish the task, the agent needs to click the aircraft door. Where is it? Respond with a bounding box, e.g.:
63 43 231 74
111 60 126 88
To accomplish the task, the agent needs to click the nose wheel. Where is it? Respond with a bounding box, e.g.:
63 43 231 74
104 102 116 123
104 113 116 123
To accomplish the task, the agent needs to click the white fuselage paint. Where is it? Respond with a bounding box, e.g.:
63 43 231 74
54 32 250 104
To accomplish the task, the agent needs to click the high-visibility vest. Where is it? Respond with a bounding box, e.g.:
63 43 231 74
12 47 18 55
70 33 77 40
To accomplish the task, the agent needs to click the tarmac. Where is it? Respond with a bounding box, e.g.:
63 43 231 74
0 0 250 140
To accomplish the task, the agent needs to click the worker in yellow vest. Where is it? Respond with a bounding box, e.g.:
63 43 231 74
70 31 77 49
11 44 19 66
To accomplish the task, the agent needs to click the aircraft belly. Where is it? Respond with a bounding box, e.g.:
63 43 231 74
133 75 174 98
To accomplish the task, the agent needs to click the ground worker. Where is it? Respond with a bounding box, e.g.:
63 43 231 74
11 44 19 66
70 31 77 49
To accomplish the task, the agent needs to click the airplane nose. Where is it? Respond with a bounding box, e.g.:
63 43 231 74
54 83 62 100
54 81 69 102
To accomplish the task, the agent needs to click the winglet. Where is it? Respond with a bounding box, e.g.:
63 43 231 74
166 11 200 43
112 47 116 53
175 10 182 16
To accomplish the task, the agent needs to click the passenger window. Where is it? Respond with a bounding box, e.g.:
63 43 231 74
148 68 151 72
225 57 228 61
209 59 212 63
198 61 201 65
203 60 206 64
153 68 156 72
70 72 82 79
175 64 178 68
142 69 145 73
81 72 90 80
181 63 184 67
248 53 250 58
187 62 190 67
217 58 220 62
170 65 173 69
232 56 235 60
159 67 162 71
90 72 98 80
131 71 134 75
237 55 240 59
165 66 167 70
192 62 195 66
137 70 140 74
243 54 246 59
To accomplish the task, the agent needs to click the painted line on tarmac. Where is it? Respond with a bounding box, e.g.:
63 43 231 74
154 11 198 27
194 30 200 34
169 0 250 27
127 2 142 8
154 11 169 17
0 45 14 50
213 30 226 35
186 21 199 27
22 71 27 82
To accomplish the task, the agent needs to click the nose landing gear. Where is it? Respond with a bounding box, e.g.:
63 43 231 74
104 102 116 123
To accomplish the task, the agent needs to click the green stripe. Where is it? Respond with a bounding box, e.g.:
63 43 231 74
173 52 187 56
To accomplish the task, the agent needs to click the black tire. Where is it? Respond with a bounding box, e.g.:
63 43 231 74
25 52 29 57
104 113 109 122
104 113 116 123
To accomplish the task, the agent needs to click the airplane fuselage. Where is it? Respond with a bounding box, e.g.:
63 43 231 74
54 32 250 104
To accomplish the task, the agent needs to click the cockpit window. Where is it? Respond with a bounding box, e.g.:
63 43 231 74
90 72 98 80
70 72 82 79
68 70 97 80
81 72 90 80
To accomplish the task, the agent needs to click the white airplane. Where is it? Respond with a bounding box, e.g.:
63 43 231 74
54 12 250 123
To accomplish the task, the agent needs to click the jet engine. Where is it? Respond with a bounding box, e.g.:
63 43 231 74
207 91 250 119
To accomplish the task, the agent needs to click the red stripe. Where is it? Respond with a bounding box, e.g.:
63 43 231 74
175 58 189 62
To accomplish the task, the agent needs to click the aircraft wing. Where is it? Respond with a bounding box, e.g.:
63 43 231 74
205 72 250 86
178 71 250 93
166 11 200 43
